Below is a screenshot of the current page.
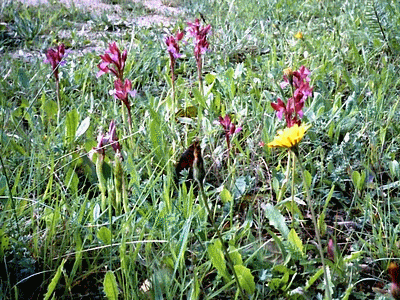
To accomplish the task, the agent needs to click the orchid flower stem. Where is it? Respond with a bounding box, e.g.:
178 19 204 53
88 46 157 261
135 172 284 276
198 185 246 299
121 105 133 150
291 151 296 229
171 63 176 104
197 58 203 96
292 148 331 300
277 153 291 202
56 80 60 124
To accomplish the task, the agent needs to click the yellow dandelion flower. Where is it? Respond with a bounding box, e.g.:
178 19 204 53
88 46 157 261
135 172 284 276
268 124 311 148
294 32 303 39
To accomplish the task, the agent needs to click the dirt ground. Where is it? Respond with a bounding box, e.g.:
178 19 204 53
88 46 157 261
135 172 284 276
8 0 186 61
15 0 185 27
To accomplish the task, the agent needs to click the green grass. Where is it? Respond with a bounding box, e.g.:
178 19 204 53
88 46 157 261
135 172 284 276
1 0 400 299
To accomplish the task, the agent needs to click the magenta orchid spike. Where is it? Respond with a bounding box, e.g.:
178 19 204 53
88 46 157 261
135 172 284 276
94 120 121 155
45 43 66 82
219 114 242 150
187 19 211 61
187 19 211 94
114 78 136 127
97 42 127 80
165 31 184 101
271 66 313 128
114 78 136 107
166 31 184 61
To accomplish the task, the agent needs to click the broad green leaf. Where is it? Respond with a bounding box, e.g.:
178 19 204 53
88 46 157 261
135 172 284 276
149 117 164 163
233 176 248 199
193 87 206 108
351 171 360 189
65 109 79 144
228 245 243 266
65 168 79 195
341 284 353 300
97 227 112 245
234 265 255 295
325 266 334 296
75 116 90 139
205 73 216 84
42 99 58 120
220 187 232 203
11 165 23 195
317 212 327 236
18 67 30 89
390 160 400 178
303 170 312 189
343 250 363 263
323 185 335 211
0 175 6 196
93 203 101 222
103 271 119 300
288 228 303 254
304 267 324 290
207 240 229 281
44 258 66 300
189 272 200 300
0 229 9 258
262 203 289 239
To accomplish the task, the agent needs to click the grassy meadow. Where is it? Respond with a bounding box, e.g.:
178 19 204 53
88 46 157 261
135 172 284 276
1 0 400 299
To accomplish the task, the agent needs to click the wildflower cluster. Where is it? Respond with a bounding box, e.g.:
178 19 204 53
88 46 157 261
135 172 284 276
268 66 313 149
93 120 121 155
271 66 313 128
165 31 184 70
165 19 211 96
187 19 211 94
165 31 184 101
187 18 211 63
218 114 241 150
97 41 127 80
45 43 67 82
97 42 135 128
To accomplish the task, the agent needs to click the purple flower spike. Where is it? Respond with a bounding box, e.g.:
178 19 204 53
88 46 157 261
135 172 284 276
45 43 66 82
114 78 136 109
271 66 313 128
93 120 121 155
166 31 184 60
97 42 127 80
187 19 211 61
219 114 241 150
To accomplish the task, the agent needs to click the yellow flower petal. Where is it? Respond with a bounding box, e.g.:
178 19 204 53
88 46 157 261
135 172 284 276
294 32 303 39
268 124 311 148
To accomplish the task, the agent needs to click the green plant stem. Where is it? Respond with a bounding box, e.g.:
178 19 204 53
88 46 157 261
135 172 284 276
122 105 134 150
197 58 203 96
277 153 291 202
292 148 331 300
56 80 60 124
171 64 176 104
291 151 295 229
198 185 247 299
